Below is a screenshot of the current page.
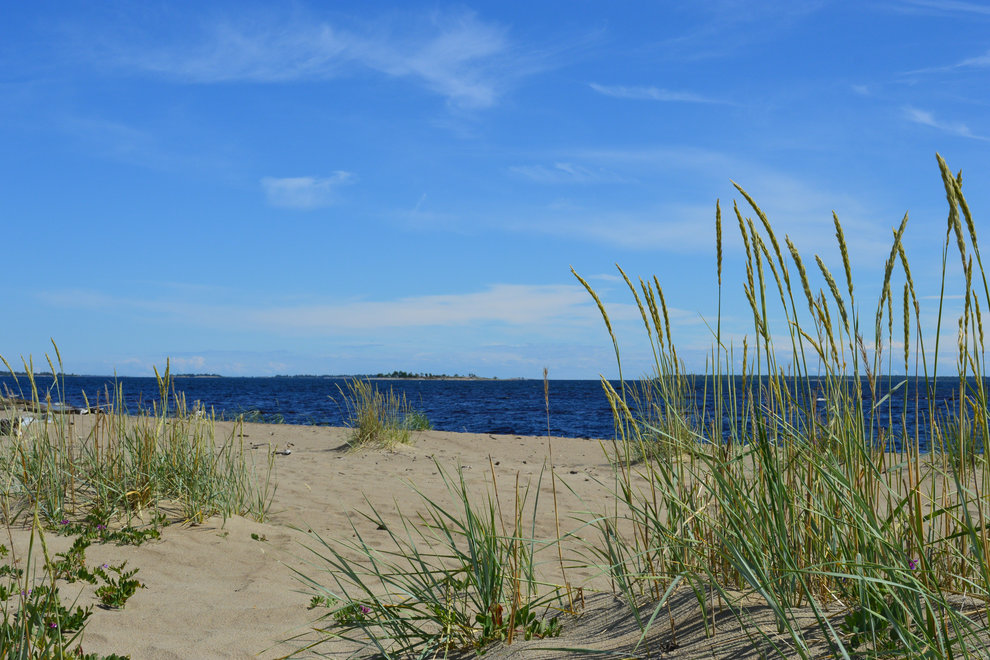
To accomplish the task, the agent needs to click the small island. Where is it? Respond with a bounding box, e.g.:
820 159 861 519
367 370 500 380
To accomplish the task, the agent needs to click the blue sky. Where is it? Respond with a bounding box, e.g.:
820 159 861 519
2 1 990 379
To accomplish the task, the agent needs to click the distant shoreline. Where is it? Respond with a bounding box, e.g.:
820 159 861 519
4 372 527 380
365 376 523 381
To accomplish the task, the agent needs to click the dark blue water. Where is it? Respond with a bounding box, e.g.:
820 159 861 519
0 374 984 450
0 375 614 439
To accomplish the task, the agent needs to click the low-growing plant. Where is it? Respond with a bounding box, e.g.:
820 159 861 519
306 594 373 626
0 519 131 658
233 409 286 425
93 561 143 610
55 513 164 547
50 536 95 584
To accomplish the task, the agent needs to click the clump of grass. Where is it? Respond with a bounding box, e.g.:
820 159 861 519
0 353 277 527
576 154 990 657
402 409 432 432
0 351 279 657
231 409 285 425
293 460 566 657
335 379 430 449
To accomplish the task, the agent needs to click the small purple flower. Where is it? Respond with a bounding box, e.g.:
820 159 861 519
59 520 69 526
96 524 107 531
359 605 371 615
102 564 109 569
49 622 57 629
908 558 920 570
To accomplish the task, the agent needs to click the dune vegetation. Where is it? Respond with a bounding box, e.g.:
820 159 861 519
0 358 276 657
301 155 990 658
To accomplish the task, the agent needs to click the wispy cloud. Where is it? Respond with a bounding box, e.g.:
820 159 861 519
509 162 632 184
644 2 825 61
894 0 990 16
498 146 893 262
39 284 600 332
904 106 989 141
260 172 354 209
100 10 517 109
512 205 720 252
903 48 990 75
248 285 594 330
589 83 724 104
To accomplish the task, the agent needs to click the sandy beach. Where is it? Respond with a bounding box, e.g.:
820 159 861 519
5 420 631 658
1 417 980 659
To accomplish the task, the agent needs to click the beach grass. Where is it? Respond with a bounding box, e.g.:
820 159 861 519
290 155 990 658
0 354 278 656
335 378 430 450
0 355 277 527
574 153 990 657
3 156 986 658
294 459 566 657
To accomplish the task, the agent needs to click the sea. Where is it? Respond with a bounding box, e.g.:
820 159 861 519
0 374 984 452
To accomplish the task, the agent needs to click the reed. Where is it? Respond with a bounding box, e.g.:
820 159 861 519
577 155 990 657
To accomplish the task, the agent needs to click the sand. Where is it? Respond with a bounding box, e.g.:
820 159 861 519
0 419 952 659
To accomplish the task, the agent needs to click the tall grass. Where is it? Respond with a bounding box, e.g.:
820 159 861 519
293 460 564 657
575 154 990 657
335 379 431 450
0 352 277 527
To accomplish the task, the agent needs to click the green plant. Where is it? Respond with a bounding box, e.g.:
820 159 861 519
575 155 990 657
233 409 285 425
55 513 163 547
50 537 96 585
0 517 129 658
293 460 566 657
334 379 428 449
0 351 278 656
401 409 432 432
0 353 277 527
306 595 373 626
93 562 143 610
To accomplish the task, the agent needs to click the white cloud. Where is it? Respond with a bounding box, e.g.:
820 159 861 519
362 13 509 109
261 172 354 209
502 146 892 261
903 106 989 141
39 284 602 333
170 355 207 371
248 284 594 330
589 83 724 104
108 10 514 109
509 162 631 184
